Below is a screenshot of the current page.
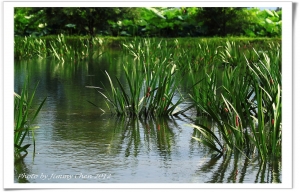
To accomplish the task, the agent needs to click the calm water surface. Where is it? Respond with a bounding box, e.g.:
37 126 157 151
14 49 281 183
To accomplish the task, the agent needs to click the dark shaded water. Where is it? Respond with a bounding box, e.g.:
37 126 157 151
14 49 281 183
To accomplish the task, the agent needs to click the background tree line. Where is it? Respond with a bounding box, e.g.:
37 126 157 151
14 7 282 38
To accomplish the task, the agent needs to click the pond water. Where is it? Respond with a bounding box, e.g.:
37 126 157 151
14 49 281 183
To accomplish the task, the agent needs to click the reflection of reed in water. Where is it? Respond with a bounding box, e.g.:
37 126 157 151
193 151 281 183
109 116 179 158
190 108 281 183
14 153 30 183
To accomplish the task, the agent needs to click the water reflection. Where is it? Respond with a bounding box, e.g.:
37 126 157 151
192 151 281 183
112 117 178 158
14 154 30 183
15 114 204 183
190 117 282 183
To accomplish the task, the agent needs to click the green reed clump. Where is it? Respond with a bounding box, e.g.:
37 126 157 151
245 46 282 159
14 34 105 61
49 34 93 62
174 39 220 74
14 36 47 60
219 41 245 66
89 38 184 118
14 77 47 154
188 41 282 161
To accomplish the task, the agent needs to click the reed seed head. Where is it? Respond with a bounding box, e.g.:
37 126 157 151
235 115 239 127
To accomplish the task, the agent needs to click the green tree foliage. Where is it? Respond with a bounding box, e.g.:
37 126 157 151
15 7 139 36
14 8 48 36
243 8 282 37
14 7 282 37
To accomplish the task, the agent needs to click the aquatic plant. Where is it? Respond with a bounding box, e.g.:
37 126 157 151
14 36 47 60
14 77 47 154
188 42 282 161
14 34 105 61
88 38 184 118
